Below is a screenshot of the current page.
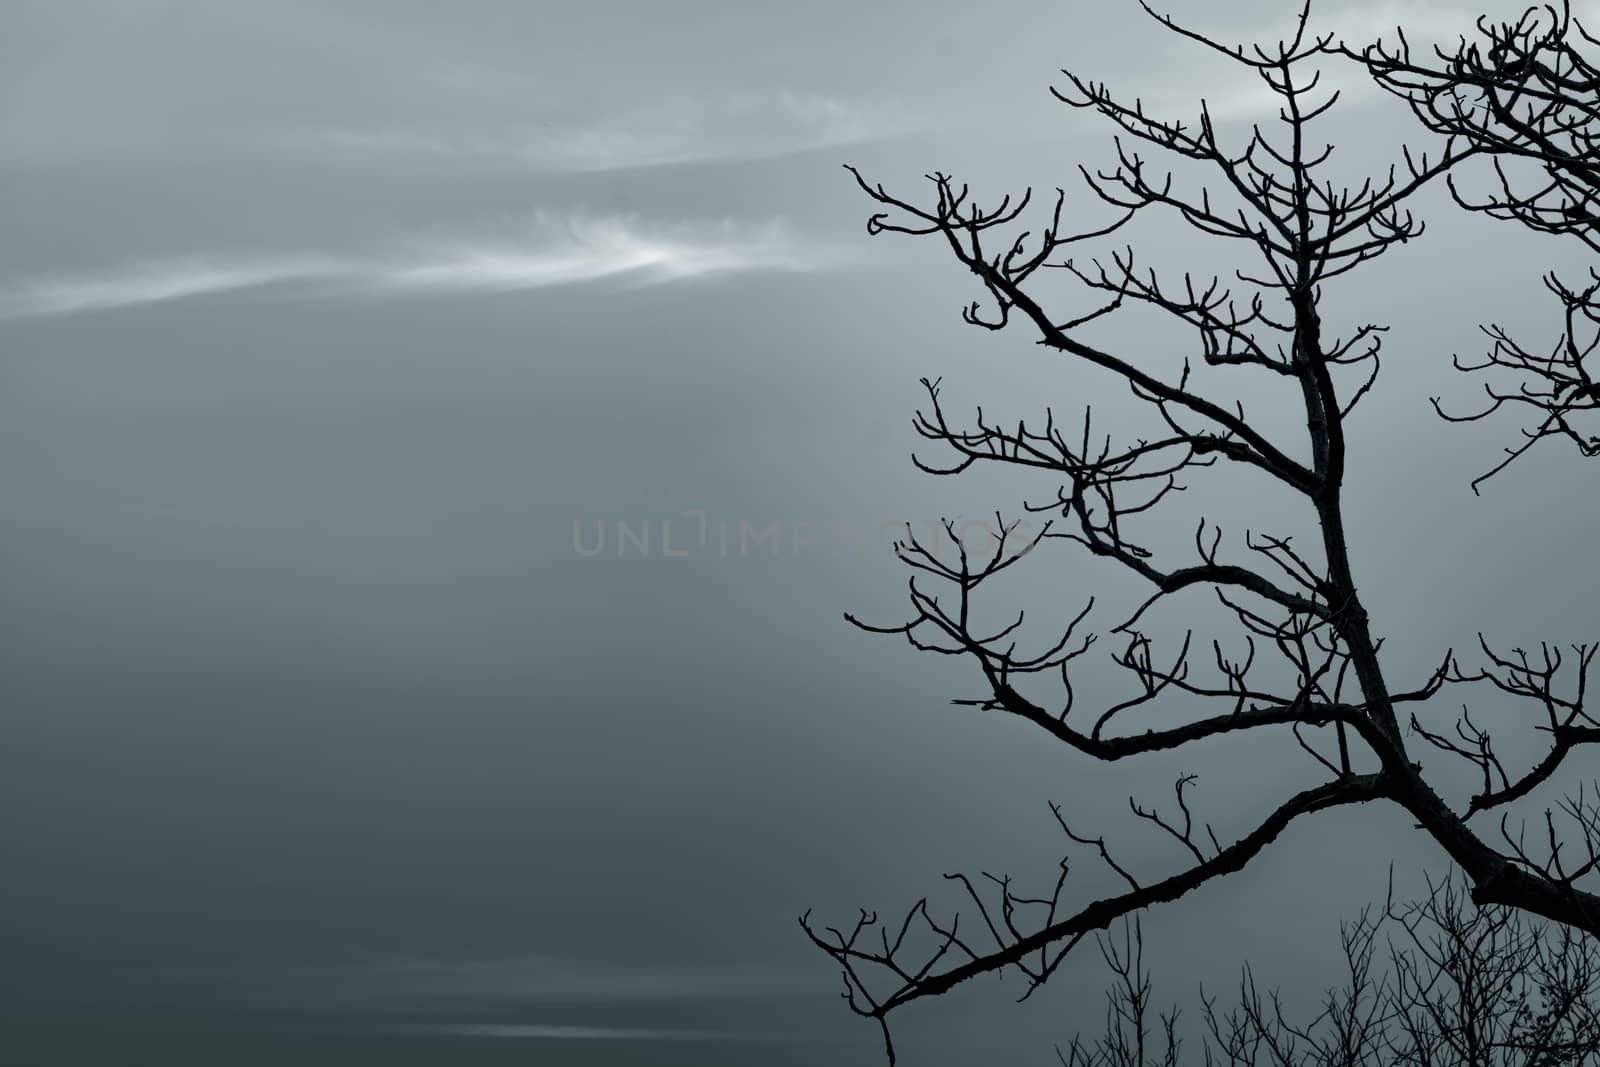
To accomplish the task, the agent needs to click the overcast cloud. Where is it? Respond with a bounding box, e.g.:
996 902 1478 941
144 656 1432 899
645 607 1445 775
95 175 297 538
3 2 1597 1066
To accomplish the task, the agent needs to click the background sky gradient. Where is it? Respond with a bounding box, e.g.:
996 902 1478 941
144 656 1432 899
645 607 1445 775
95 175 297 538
4 1 1598 1064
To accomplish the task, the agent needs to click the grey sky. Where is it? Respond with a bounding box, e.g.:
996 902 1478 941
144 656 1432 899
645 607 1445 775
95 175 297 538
3 1 1598 1064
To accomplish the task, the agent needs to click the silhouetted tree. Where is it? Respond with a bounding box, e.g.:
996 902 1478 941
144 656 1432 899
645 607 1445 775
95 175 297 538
1352 2 1600 486
800 2 1600 1062
1062 876 1600 1067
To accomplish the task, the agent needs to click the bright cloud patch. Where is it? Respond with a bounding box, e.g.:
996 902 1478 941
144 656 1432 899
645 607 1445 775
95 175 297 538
366 216 825 293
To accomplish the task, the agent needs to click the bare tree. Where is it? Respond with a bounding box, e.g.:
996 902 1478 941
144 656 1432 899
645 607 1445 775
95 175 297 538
799 2 1600 1061
1351 3 1600 487
1061 876 1600 1067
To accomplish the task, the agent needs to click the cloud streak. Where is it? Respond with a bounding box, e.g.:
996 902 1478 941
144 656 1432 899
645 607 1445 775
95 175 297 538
353 1022 811 1042
290 90 925 174
0 257 348 319
106 950 819 1010
306 950 817 1004
0 216 840 320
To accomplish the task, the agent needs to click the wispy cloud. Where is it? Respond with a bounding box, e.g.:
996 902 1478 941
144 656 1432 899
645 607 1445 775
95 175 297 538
0 215 842 320
289 90 925 173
